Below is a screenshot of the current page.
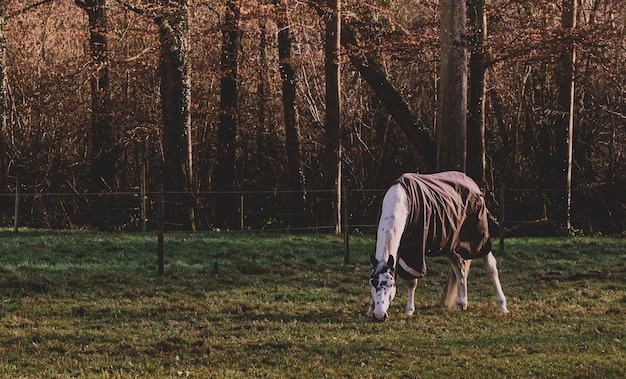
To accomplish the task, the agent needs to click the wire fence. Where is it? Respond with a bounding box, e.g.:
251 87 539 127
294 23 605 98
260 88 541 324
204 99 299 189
2 182 624 275
1 183 624 236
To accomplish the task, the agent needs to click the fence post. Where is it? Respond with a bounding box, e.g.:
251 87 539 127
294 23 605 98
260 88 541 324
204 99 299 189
13 177 20 233
141 163 147 232
157 184 164 276
499 183 505 254
240 194 244 231
343 187 349 264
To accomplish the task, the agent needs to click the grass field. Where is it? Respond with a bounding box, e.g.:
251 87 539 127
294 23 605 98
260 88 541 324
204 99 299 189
0 230 624 378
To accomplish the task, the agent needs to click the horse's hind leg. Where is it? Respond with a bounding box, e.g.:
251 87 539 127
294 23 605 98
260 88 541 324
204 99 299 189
405 278 418 315
482 252 509 313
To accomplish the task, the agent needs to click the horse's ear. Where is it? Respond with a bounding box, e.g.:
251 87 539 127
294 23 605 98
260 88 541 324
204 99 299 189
387 255 395 269
370 254 378 267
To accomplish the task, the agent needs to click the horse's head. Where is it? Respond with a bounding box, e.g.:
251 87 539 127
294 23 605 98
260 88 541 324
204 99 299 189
369 255 397 322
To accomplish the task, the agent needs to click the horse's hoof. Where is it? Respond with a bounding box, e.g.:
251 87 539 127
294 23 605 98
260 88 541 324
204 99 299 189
453 304 467 312
498 301 509 314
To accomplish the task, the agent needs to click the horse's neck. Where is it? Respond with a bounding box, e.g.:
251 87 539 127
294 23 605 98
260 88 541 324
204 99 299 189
375 183 410 263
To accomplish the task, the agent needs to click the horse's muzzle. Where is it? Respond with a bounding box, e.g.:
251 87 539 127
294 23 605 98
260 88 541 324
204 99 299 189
373 312 388 322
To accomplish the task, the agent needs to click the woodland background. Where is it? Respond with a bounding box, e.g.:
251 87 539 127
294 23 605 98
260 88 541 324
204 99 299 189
0 0 624 234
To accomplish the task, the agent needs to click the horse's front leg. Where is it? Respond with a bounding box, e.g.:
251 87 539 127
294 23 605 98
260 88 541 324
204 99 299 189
405 278 418 315
448 254 471 311
366 287 375 316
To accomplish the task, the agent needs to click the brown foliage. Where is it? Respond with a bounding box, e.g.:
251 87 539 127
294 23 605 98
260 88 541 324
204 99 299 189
1 0 624 232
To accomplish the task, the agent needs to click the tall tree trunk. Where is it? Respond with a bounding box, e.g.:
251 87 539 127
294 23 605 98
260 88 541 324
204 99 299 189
324 0 341 233
0 7 7 188
276 0 308 231
555 0 577 232
257 12 268 150
467 0 486 187
0 4 10 227
214 0 240 229
438 0 467 172
76 0 116 228
86 0 115 191
157 0 194 230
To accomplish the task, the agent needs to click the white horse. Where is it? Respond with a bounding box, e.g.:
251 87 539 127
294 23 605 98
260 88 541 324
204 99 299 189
367 172 509 321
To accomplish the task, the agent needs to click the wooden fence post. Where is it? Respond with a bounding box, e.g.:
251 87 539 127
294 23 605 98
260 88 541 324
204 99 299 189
343 187 349 264
141 163 147 232
240 194 244 231
499 183 505 254
13 177 19 233
157 184 164 276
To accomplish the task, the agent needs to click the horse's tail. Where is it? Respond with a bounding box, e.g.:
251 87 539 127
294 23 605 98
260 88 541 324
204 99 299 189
442 267 457 308
442 259 472 308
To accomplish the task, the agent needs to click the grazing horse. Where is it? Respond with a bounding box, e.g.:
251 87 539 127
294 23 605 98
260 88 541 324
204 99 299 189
367 172 509 321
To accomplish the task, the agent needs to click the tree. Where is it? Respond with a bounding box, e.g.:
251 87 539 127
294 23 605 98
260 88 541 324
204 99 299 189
116 0 193 229
307 0 437 170
2 0 625 233
323 0 341 233
438 0 467 172
157 0 194 230
467 0 486 187
341 24 437 170
76 0 116 191
555 0 577 232
276 0 308 231
74 0 116 228
214 0 240 229
0 2 7 188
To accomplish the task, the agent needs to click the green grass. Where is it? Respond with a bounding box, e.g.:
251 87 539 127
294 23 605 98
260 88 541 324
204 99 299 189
1 230 624 378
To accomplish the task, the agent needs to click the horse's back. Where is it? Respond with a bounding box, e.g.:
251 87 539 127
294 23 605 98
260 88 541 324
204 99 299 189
402 171 481 199
391 171 491 277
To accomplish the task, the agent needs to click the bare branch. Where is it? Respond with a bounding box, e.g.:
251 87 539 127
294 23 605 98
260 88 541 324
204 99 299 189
73 0 88 10
7 0 56 20
113 0 147 16
114 47 155 64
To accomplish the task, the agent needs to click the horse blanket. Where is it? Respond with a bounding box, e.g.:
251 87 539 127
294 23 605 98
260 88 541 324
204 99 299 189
389 172 493 280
